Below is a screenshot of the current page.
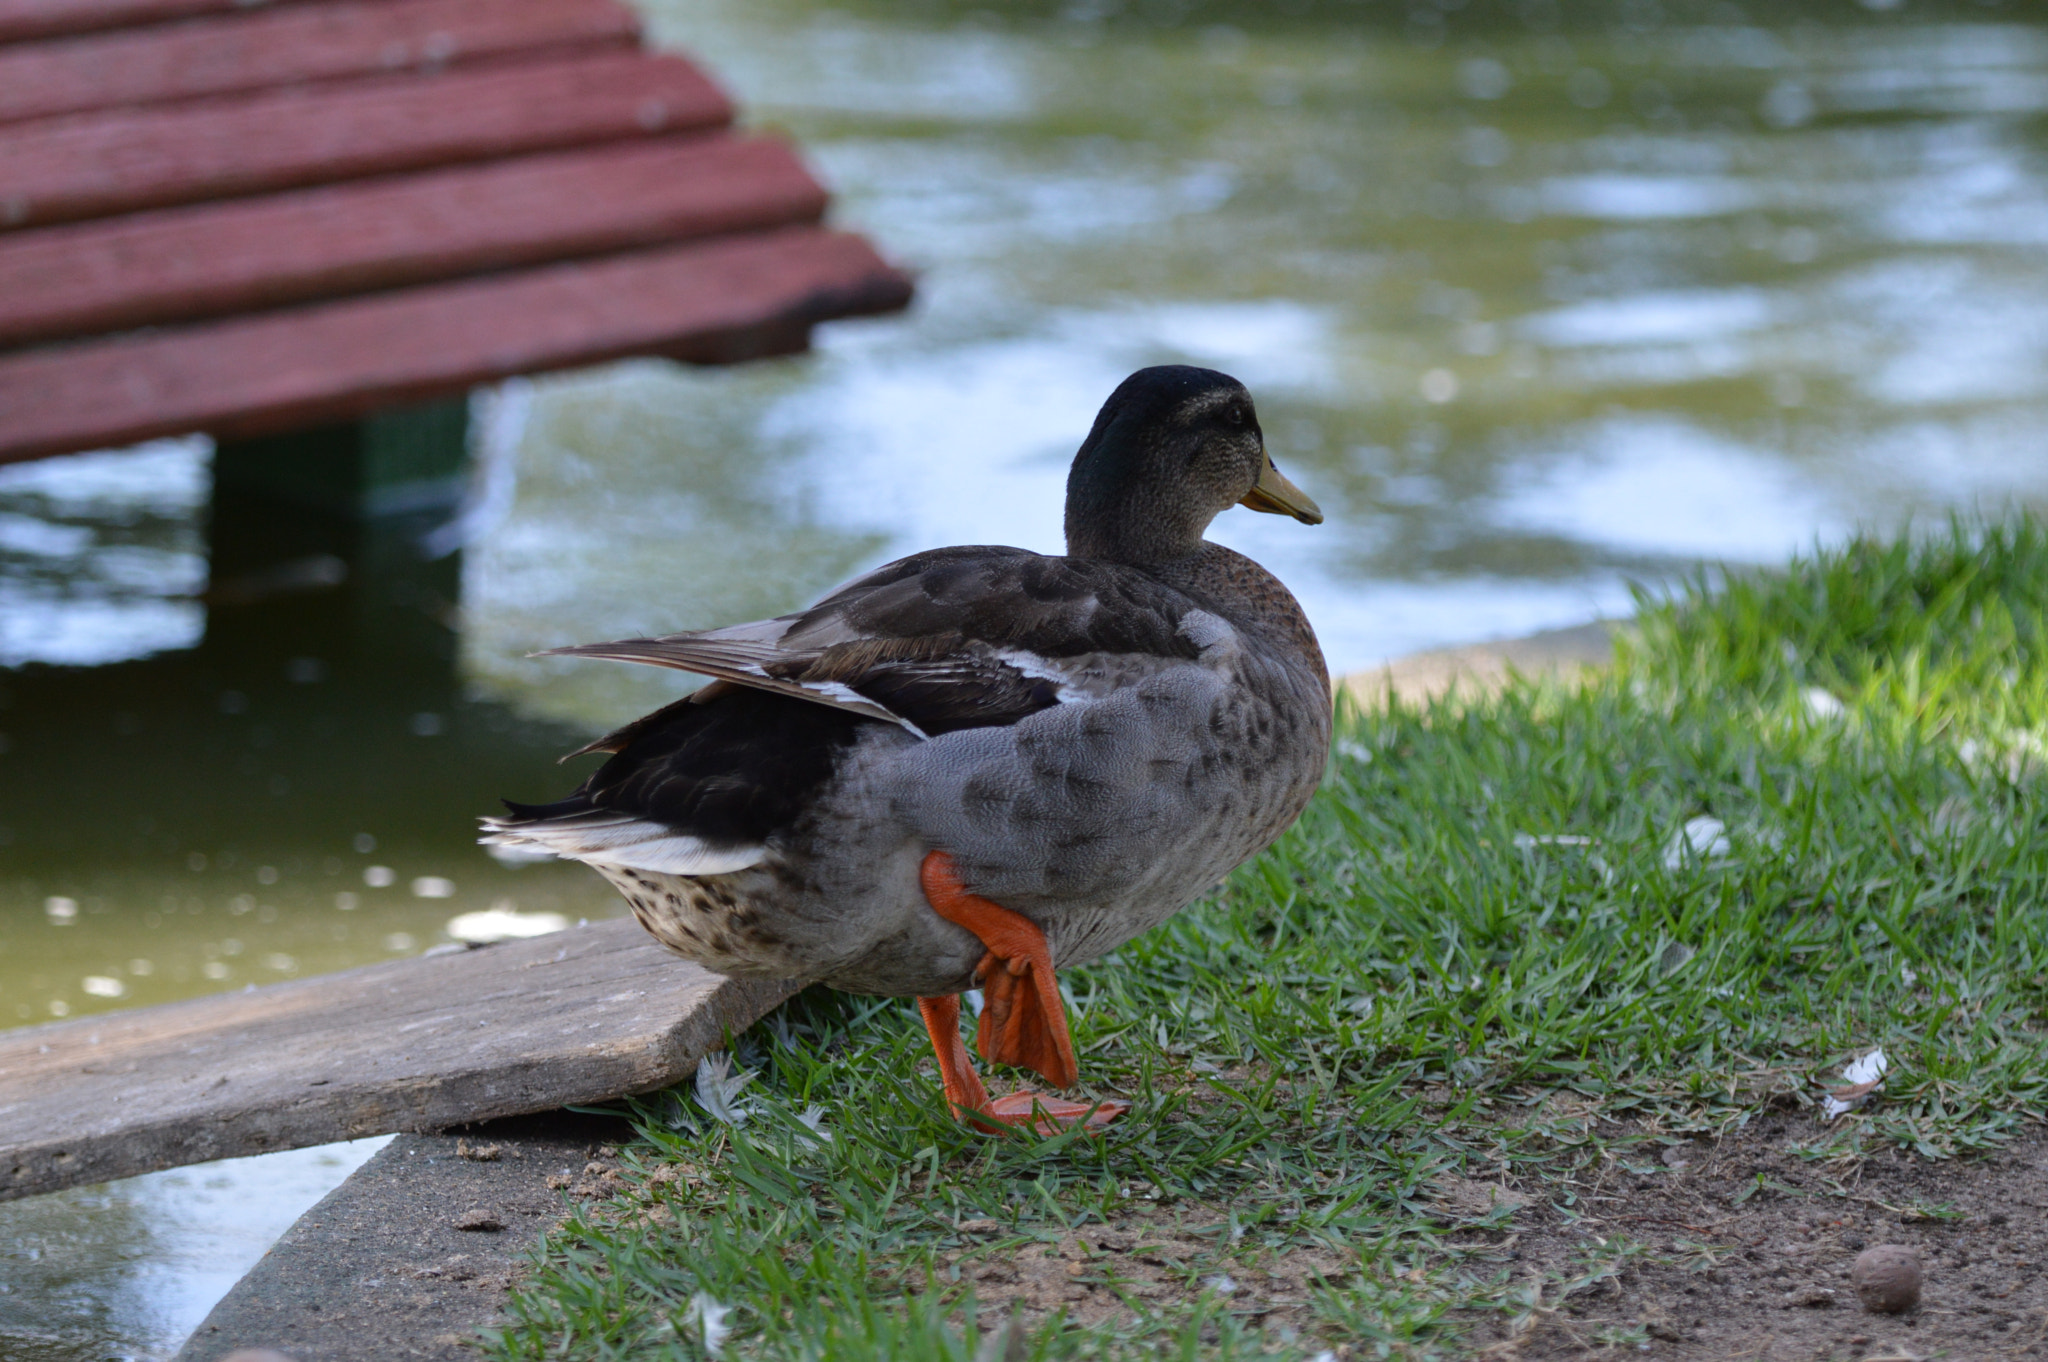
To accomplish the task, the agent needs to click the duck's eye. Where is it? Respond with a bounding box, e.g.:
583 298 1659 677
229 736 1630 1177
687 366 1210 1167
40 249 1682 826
1224 406 1246 428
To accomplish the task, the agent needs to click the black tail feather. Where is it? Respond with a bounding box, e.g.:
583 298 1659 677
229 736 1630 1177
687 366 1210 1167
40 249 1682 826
494 687 871 845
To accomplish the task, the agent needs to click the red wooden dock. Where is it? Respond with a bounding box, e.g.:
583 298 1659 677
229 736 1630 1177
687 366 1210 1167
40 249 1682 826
0 0 912 468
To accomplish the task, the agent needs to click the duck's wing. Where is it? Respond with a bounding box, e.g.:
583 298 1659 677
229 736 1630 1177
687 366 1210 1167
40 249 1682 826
545 546 1222 743
489 548 1221 875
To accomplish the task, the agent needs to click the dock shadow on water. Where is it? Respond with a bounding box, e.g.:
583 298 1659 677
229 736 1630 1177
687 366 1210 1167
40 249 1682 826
0 430 623 1032
8 0 2048 1356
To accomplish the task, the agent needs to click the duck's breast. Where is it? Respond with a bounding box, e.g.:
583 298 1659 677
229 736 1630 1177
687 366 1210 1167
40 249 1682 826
886 648 1330 969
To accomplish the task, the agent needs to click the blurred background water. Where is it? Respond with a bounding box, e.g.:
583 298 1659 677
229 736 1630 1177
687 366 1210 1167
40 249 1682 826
4 0 2047 1355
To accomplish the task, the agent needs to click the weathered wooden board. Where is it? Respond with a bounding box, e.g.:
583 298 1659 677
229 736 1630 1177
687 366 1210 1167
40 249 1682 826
0 0 319 46
0 49 731 229
0 918 798 1202
0 135 827 347
0 0 640 125
0 225 912 464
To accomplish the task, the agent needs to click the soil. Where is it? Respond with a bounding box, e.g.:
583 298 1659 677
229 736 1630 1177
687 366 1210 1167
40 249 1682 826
1481 1120 2048 1361
918 1121 2048 1359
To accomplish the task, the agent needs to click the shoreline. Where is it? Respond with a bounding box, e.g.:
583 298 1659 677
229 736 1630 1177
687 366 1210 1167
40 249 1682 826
1335 618 1620 706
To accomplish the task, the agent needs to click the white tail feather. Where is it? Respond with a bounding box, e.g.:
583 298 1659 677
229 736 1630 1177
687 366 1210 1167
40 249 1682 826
480 817 766 876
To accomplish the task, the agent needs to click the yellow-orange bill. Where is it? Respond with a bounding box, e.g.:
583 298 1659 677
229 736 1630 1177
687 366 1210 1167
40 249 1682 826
1238 454 1323 524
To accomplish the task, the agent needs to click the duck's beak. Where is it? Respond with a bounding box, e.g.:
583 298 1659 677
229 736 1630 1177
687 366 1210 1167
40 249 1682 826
1239 452 1324 524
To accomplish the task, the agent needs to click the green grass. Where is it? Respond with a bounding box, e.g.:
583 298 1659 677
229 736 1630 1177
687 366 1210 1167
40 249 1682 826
484 514 2048 1361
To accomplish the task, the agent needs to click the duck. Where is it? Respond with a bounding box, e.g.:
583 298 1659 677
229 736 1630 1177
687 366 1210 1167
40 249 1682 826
482 365 1331 1133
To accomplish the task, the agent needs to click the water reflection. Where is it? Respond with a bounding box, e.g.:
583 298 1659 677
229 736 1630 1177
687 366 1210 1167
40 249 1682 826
455 0 2048 724
6 0 2048 1351
0 442 209 669
0 478 625 1027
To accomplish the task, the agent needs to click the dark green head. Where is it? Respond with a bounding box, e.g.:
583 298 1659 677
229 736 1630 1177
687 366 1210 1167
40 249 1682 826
1063 366 1321 565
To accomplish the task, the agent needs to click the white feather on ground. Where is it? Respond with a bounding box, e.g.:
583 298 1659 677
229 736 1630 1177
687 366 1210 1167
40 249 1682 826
694 1052 758 1126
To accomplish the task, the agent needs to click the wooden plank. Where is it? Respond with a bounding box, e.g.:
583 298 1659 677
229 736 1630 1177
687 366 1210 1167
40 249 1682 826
0 49 731 229
0 0 319 46
0 918 797 1201
0 0 640 125
0 135 828 347
0 225 913 464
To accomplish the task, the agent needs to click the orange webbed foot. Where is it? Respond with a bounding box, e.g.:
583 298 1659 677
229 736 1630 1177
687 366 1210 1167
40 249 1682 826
981 1089 1129 1136
916 851 1125 1135
922 995 1122 1135
918 994 991 1120
972 948 1078 1090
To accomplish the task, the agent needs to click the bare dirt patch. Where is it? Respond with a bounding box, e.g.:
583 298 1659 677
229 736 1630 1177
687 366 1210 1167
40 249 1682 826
565 1108 2048 1358
888 1122 2048 1358
940 1213 1356 1334
1472 1121 2048 1359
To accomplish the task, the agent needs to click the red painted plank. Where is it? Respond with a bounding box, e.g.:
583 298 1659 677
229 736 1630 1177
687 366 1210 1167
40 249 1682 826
0 136 827 348
0 0 640 125
0 227 914 463
0 50 731 229
0 0 319 46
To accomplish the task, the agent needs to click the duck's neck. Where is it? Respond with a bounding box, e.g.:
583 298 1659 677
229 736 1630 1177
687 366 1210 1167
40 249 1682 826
1062 499 1206 565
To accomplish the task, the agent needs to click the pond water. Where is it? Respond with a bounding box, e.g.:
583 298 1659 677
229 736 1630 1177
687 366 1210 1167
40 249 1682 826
4 0 2048 1354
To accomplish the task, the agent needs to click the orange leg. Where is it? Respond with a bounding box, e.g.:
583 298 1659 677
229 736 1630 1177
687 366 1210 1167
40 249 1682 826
917 851 1127 1134
917 994 991 1117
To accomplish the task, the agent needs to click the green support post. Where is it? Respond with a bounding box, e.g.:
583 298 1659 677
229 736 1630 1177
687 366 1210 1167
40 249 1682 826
203 398 474 685
210 399 472 518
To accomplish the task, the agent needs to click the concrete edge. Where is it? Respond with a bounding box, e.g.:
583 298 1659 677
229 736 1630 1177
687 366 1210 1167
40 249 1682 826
172 1110 638 1362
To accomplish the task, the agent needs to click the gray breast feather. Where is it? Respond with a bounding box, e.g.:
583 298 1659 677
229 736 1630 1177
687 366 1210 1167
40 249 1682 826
892 666 1248 905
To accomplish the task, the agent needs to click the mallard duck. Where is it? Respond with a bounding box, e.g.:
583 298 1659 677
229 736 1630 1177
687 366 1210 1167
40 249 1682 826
483 365 1330 1132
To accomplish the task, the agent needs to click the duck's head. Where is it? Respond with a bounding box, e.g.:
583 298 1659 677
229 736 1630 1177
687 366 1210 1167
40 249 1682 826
1063 365 1322 565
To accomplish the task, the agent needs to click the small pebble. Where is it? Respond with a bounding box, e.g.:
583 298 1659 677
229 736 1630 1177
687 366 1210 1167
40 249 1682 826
453 1208 504 1233
1850 1244 1921 1313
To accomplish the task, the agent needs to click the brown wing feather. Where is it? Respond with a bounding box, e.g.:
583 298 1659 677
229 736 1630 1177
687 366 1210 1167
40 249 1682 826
538 637 915 728
541 547 1207 737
